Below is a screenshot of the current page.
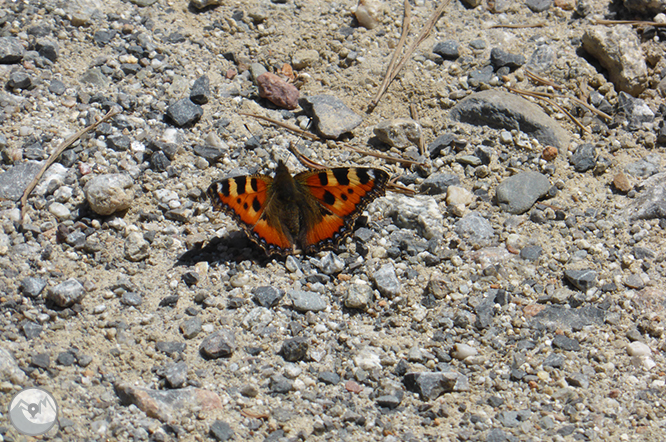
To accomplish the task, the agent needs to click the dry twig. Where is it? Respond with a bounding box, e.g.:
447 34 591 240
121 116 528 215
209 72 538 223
238 111 320 141
19 107 120 224
507 86 590 133
524 69 563 90
593 19 666 27
490 22 546 28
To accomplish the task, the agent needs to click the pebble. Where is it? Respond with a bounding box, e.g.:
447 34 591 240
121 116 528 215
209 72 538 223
355 0 382 29
446 185 474 207
165 361 188 388
23 322 43 339
156 342 186 356
31 352 51 369
617 92 654 130
80 67 109 87
7 71 31 89
120 291 143 306
84 173 134 216
125 232 150 262
526 0 553 12
490 48 526 70
289 290 326 312
420 173 460 195
0 161 43 201
47 278 85 307
344 282 374 310
300 95 363 139
626 172 666 220
455 212 495 245
36 38 59 62
0 37 25 63
564 269 597 291
403 371 461 400
373 118 422 149
379 194 444 239
20 277 47 298
199 330 236 359
624 154 661 177
450 90 570 150
612 172 632 193
280 337 308 362
252 286 284 308
48 202 71 220
495 171 551 214
166 98 203 127
372 263 402 298
570 143 597 172
318 252 345 275
433 40 460 60
626 341 651 357
57 351 77 366
292 49 319 69
190 75 209 105
256 72 299 109
451 343 478 360
551 334 581 351
520 245 543 261
209 420 234 441
624 274 645 290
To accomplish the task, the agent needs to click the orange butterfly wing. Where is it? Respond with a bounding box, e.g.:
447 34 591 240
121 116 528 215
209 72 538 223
296 167 389 250
207 175 292 251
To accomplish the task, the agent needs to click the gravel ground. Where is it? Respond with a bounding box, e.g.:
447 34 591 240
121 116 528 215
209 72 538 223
1 0 666 441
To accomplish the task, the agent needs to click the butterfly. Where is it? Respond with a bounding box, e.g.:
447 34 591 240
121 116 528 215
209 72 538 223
207 160 390 256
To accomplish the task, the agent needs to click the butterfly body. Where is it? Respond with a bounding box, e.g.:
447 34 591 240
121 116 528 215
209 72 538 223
207 161 389 256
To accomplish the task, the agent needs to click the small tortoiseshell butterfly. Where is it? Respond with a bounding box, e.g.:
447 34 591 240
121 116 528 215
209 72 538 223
207 160 389 256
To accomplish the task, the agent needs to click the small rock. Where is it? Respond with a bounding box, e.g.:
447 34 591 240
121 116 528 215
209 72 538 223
403 371 462 400
373 118 422 149
289 290 326 312
256 72 299 109
490 48 526 70
318 252 345 275
552 334 581 351
495 171 551 214
626 341 651 357
180 317 202 339
0 347 27 384
566 373 589 388
625 172 666 220
420 173 460 195
280 337 308 362
156 342 187 356
166 98 203 127
318 371 340 385
200 330 236 359
36 38 59 62
270 375 293 394
48 202 71 220
300 95 363 139
79 67 109 87
20 277 47 298
613 172 632 193
31 352 51 369
451 343 477 360
520 245 543 261
355 0 382 29
57 351 76 366
0 162 43 201
564 269 597 291
375 392 403 409
455 212 495 245
210 420 235 441
84 174 134 216
125 232 150 262
542 145 558 161
165 362 188 388
570 143 597 172
121 292 142 306
194 144 226 162
253 286 284 308
624 274 645 289
526 0 552 12
107 134 130 151
433 40 460 59
344 283 374 310
292 49 319 69
373 263 401 298
0 37 26 63
190 75 209 105
7 71 31 89
47 278 85 307
22 322 43 339
625 154 661 178
446 186 474 207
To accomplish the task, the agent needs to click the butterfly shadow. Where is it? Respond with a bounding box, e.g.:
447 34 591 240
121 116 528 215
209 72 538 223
174 231 274 268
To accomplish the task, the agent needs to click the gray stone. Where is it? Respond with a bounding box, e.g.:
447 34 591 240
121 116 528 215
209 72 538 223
0 37 25 63
624 274 645 289
107 134 131 151
289 290 326 312
125 232 150 262
455 212 495 245
626 172 666 220
625 154 661 177
22 322 43 339
270 375 293 394
300 95 363 139
0 347 27 384
210 420 234 441
566 373 589 388
193 144 225 162
564 269 597 291
166 98 203 127
617 92 655 130
375 392 403 409
403 371 461 399
373 263 402 298
280 337 308 362
582 26 647 96
526 0 552 11
378 194 444 239
543 353 565 368
520 245 542 261
128 0 159 6
528 45 556 71
79 67 109 87
344 283 374 310
47 278 85 307
531 306 606 331
552 334 581 351
487 428 510 442
495 171 551 214
253 286 284 308
57 351 76 366
318 252 345 275
420 173 460 195
36 38 59 62
0 161 43 201
450 90 570 150
180 316 202 339
121 292 142 306
373 118 422 149
156 341 186 356
318 371 340 385
20 277 47 298
570 143 597 172
433 40 460 59
165 362 188 388
84 173 134 216
200 330 236 359
7 71 31 89
31 352 50 369
490 48 526 70
190 75 209 105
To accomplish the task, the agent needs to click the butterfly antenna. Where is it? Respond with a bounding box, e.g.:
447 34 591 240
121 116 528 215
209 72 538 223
289 119 327 169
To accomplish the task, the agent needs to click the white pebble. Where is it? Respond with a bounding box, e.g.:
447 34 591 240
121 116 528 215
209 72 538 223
626 341 651 357
451 343 478 360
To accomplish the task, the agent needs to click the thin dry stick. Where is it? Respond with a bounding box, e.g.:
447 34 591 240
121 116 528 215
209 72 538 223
19 107 120 224
509 86 611 121
490 22 546 28
288 141 329 170
409 103 426 157
369 0 451 110
387 178 416 196
593 19 666 27
369 0 411 111
507 86 589 133
524 69 563 90
238 111 320 141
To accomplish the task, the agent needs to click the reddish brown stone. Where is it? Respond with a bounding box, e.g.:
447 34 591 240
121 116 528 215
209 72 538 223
612 172 632 193
257 72 299 109
542 145 558 161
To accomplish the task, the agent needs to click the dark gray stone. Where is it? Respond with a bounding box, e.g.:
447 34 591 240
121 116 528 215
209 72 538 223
47 278 85 307
289 290 326 312
0 37 25 63
403 371 461 399
487 428 509 442
488 396 505 407
450 90 570 150
427 133 455 158
526 0 552 12
280 337 308 362
543 353 565 368
253 286 284 308
299 95 363 139
520 245 543 261
107 134 131 151
57 351 76 366
625 154 661 177
121 292 142 307
165 361 188 388
156 341 187 356
80 67 109 87
200 330 236 359
490 48 526 70
20 277 47 298
36 38 59 62
616 91 654 131
566 373 589 388
0 162 43 201
180 316 202 339
318 371 340 385
632 246 655 260
210 420 234 441
31 353 51 369
531 306 606 330
626 172 666 220
270 375 293 394
564 269 597 291
190 75 210 104
7 71 31 89
93 30 117 46
420 173 460 195
570 143 597 172
433 40 460 59
166 98 203 127
375 393 403 409
552 334 581 351
150 151 171 172
468 65 494 86
23 322 43 339
495 171 551 214
193 144 225 162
